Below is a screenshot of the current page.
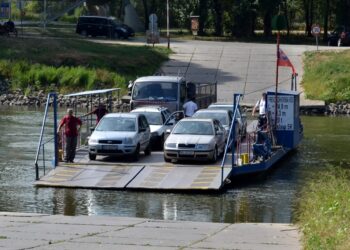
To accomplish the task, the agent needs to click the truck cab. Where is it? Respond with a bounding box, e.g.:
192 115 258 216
129 76 216 112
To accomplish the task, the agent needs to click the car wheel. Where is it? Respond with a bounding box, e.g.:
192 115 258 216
159 134 165 150
89 153 96 160
144 143 151 156
337 38 342 47
81 30 88 37
164 155 171 162
211 146 218 163
133 145 140 161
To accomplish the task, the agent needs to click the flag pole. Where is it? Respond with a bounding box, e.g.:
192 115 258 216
275 31 280 130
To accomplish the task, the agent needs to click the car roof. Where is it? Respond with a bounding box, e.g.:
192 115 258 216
104 113 141 119
79 16 113 19
195 109 230 113
134 76 184 83
179 117 215 123
208 103 232 107
131 106 168 112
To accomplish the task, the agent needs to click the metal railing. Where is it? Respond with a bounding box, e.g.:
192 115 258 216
220 93 242 187
34 93 58 181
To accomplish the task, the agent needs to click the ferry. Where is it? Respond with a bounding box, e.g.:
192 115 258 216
33 88 303 192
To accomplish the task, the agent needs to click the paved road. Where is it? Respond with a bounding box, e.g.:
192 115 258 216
0 212 301 250
159 39 330 105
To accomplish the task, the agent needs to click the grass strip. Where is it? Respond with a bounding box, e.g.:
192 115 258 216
0 38 170 93
295 166 350 250
302 50 350 102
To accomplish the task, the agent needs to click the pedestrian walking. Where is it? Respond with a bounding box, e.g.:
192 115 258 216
57 109 82 163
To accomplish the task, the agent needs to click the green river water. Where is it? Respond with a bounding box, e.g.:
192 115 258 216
0 106 349 223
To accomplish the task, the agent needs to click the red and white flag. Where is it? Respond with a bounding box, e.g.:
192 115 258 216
278 48 296 74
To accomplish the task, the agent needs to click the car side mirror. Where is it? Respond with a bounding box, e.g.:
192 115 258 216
165 129 171 135
90 127 95 133
165 119 175 126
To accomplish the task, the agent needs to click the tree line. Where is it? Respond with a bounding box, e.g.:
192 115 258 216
23 0 350 41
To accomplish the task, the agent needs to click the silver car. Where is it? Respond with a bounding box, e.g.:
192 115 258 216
164 118 226 162
192 109 232 138
131 106 174 149
207 102 247 138
88 113 151 161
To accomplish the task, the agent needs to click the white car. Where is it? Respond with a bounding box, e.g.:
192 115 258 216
131 106 183 149
164 118 226 162
88 113 151 161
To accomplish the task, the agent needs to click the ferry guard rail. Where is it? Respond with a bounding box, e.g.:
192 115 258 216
34 89 121 180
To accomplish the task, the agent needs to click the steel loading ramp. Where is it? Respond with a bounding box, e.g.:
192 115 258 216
126 164 231 191
35 164 145 189
35 155 232 191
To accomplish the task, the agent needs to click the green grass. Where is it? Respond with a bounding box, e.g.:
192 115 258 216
0 38 170 93
302 50 350 102
295 166 350 250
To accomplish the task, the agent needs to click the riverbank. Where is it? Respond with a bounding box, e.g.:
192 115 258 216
295 167 350 250
0 212 301 249
1 86 349 115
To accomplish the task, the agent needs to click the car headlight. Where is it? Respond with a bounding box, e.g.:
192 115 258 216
165 143 176 148
196 144 210 150
89 138 98 144
124 137 134 144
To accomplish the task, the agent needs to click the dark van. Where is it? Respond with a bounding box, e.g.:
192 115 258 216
76 16 130 39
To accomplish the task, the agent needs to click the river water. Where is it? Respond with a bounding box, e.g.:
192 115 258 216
0 106 349 223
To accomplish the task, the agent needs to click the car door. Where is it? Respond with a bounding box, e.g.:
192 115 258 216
138 115 150 150
214 120 225 153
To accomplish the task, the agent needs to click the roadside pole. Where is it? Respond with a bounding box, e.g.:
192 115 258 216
312 24 321 51
166 0 170 49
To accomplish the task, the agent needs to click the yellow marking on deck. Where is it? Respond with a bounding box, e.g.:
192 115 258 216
48 177 67 182
59 169 79 173
192 182 211 185
55 173 74 177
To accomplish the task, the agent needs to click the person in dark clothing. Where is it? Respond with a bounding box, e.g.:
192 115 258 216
57 109 82 163
83 104 108 124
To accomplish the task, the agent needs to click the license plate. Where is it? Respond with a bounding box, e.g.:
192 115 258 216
179 150 194 156
102 145 118 150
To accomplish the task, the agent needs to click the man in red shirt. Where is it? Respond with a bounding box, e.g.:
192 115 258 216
57 109 82 163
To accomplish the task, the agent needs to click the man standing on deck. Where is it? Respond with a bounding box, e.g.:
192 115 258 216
83 104 108 124
57 109 82 163
183 97 198 117
252 93 267 129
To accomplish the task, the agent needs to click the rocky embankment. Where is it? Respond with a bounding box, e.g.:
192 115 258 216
0 82 349 115
0 80 129 111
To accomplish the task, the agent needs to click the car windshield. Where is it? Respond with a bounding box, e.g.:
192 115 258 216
172 121 213 135
133 112 162 125
95 117 136 132
193 112 228 125
132 81 178 101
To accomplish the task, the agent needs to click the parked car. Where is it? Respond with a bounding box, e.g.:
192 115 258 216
207 103 247 138
76 16 130 39
164 118 226 162
131 106 177 149
192 109 232 139
328 26 350 46
88 113 151 161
